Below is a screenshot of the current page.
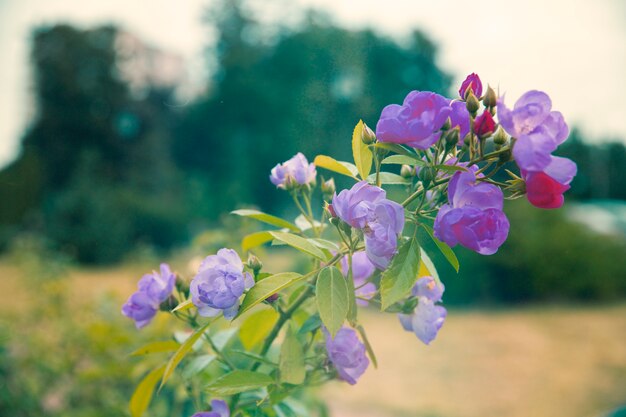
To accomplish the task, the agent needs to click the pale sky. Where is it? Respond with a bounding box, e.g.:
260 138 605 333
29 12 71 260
1 0 625 168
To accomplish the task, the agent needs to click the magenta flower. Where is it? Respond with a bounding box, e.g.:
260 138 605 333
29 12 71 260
434 170 509 255
332 181 404 269
459 73 483 99
190 249 254 319
324 327 369 385
270 152 316 189
340 251 377 306
523 155 577 209
375 91 453 149
497 90 569 171
474 110 496 137
191 400 229 417
122 263 176 329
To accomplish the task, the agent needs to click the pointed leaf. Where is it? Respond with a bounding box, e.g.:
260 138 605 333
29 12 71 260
242 231 274 252
270 232 328 261
381 155 425 166
313 155 359 179
366 172 411 185
239 308 280 350
373 142 417 157
160 320 212 389
130 365 166 417
352 120 373 179
279 325 306 384
432 164 468 173
420 248 440 283
380 237 421 310
420 224 459 272
171 299 193 313
205 370 274 396
130 340 179 357
315 267 349 337
238 272 303 317
232 209 299 232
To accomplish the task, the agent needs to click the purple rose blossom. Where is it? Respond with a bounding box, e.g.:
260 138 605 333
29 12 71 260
340 251 377 306
398 276 447 345
449 100 471 141
523 155 577 209
190 249 254 319
332 181 404 269
324 326 369 385
459 73 483 99
434 170 509 255
497 90 569 171
269 152 316 189
122 263 176 329
375 91 453 149
191 400 230 417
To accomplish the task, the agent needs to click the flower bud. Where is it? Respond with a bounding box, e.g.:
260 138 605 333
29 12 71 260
400 164 414 178
483 85 497 108
321 178 336 195
175 275 189 295
326 203 336 218
361 123 376 145
159 295 178 312
465 91 480 115
418 166 436 186
444 126 461 150
473 111 496 138
493 126 508 145
441 117 451 131
247 253 263 273
459 73 483 99
265 293 279 303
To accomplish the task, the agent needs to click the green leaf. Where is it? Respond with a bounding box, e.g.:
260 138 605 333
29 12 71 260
242 231 274 252
309 238 340 252
419 248 439 282
381 154 425 166
270 232 329 261
313 155 359 179
356 325 377 368
297 314 322 336
205 370 274 396
171 299 193 313
432 164 468 173
352 120 373 179
160 320 212 390
232 209 299 232
315 267 349 338
366 172 411 185
239 308 280 350
373 142 416 157
130 340 179 356
238 272 303 317
182 354 216 378
380 237 421 310
279 325 306 384
130 365 165 417
420 224 459 272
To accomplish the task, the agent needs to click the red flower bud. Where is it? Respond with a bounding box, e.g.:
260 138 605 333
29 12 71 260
473 111 496 138
459 73 483 99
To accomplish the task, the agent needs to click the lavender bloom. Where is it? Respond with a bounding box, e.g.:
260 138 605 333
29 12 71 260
122 263 176 329
270 152 316 189
434 170 509 255
376 91 453 149
190 249 254 319
523 155 577 209
459 73 483 99
412 276 444 302
324 327 369 385
332 181 404 269
497 90 569 171
191 400 230 417
399 300 447 345
340 251 377 306
449 100 471 141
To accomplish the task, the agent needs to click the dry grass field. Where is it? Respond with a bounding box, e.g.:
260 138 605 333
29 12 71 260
1 260 625 417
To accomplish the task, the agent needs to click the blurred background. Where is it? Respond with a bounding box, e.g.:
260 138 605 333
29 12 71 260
0 1 625 416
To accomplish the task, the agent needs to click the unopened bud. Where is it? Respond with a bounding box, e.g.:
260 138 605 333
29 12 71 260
493 126 508 145
265 293 279 303
444 127 461 150
175 275 189 295
463 134 471 146
321 178 336 195
400 164 414 178
247 253 263 273
465 91 480 115
418 166 436 186
483 85 497 108
441 117 451 131
361 123 376 145
160 295 178 312
326 203 336 218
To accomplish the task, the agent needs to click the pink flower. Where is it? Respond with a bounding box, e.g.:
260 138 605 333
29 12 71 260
459 73 483 99
523 156 577 209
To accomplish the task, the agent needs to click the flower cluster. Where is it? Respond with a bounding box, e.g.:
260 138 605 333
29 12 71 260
270 152 317 189
122 263 175 329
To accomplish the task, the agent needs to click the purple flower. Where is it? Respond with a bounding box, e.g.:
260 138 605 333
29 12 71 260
449 100 471 141
340 251 377 306
497 90 569 171
399 300 447 345
191 400 230 417
412 276 444 302
459 73 483 99
122 263 176 329
376 91 452 149
332 181 404 269
270 152 316 189
324 327 369 385
523 155 577 209
434 170 509 255
190 249 254 319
